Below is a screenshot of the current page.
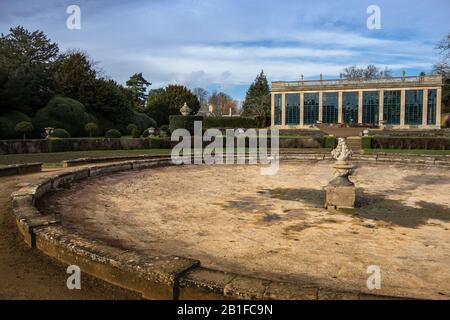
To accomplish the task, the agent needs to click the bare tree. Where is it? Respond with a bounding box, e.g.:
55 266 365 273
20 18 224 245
208 91 238 116
341 65 392 80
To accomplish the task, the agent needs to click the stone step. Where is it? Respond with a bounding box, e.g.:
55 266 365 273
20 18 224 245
346 137 362 153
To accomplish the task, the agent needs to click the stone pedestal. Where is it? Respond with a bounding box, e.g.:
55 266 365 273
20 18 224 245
325 184 356 209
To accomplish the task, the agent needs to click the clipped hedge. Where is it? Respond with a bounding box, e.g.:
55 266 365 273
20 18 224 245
105 129 122 138
372 136 450 150
361 137 372 149
169 115 203 134
203 117 259 129
52 128 71 138
323 136 336 149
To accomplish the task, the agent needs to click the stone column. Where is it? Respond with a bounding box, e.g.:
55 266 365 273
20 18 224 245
318 92 323 123
422 89 428 127
281 94 286 126
436 87 442 128
379 90 384 125
271 93 275 127
338 91 343 124
358 90 363 124
400 89 406 127
300 93 304 127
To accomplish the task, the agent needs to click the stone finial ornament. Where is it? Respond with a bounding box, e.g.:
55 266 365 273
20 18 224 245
331 137 353 162
180 102 191 116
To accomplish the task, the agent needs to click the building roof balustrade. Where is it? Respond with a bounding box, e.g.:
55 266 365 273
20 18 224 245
272 75 443 91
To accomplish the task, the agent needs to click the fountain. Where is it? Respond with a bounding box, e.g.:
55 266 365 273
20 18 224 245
316 124 377 209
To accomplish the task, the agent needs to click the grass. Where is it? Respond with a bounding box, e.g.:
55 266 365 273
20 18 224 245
0 149 172 168
2 147 448 169
364 148 450 156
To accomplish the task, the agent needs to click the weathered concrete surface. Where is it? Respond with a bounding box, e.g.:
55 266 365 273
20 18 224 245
179 268 237 300
0 169 142 299
39 162 450 299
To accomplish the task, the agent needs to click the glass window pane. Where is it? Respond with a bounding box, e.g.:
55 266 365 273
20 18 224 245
342 92 358 124
286 93 300 125
304 93 319 124
405 90 423 125
383 90 401 125
274 94 282 125
322 92 338 124
362 91 379 125
427 89 437 125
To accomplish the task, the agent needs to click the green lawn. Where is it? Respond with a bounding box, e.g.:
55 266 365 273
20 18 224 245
2 147 448 169
0 149 172 168
364 148 450 156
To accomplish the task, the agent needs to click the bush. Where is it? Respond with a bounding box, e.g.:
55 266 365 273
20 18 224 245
15 121 34 139
33 97 92 137
47 138 73 152
132 112 157 131
84 122 99 137
52 128 71 138
323 136 336 149
169 115 203 134
372 136 450 150
361 136 372 149
105 129 122 138
203 117 259 129
131 128 141 138
126 124 138 134
159 124 170 137
0 117 15 139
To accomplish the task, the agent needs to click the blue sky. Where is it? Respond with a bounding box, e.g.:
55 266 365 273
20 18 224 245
1 0 449 101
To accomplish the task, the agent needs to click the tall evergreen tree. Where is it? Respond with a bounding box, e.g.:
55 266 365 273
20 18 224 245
126 72 151 110
242 71 271 123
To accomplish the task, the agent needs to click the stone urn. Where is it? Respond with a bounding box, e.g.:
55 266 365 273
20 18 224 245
325 137 356 209
180 102 191 116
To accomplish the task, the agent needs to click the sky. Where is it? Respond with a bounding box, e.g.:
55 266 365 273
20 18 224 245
1 0 449 101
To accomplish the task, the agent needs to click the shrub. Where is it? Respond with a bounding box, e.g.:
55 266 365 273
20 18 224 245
126 124 138 134
203 117 259 129
361 136 372 149
131 128 141 138
84 122 99 137
159 124 170 137
0 117 15 139
169 115 203 134
105 129 122 138
132 111 157 131
372 136 450 150
323 136 336 149
33 97 92 137
47 138 73 152
15 121 34 139
52 128 71 138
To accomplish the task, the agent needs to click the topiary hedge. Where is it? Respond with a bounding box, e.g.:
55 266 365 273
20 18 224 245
52 128 71 138
105 129 122 138
33 97 93 137
169 115 203 134
203 117 259 129
371 136 450 150
361 136 372 149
